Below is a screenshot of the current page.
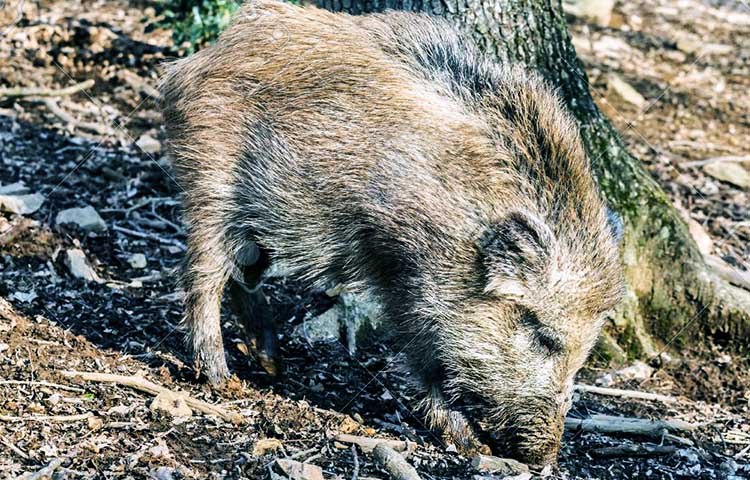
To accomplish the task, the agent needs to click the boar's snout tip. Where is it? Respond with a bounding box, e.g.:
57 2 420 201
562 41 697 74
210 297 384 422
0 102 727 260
487 426 562 468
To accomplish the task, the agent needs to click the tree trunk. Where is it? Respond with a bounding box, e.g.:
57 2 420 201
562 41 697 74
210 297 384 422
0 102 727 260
316 0 750 358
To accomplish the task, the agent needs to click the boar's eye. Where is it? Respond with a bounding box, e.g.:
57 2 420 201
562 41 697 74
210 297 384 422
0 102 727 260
520 309 564 356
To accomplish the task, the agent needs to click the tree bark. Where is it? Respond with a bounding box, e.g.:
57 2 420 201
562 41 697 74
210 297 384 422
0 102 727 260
316 0 750 358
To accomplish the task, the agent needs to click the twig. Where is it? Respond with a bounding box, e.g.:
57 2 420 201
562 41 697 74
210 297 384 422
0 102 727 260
0 80 94 98
373 443 421 480
42 98 110 135
287 447 319 461
112 224 187 251
351 445 360 480
334 434 411 453
60 370 242 424
565 414 697 439
681 155 750 168
1 436 30 459
0 412 92 422
117 70 161 100
0 380 85 393
668 140 738 153
590 444 679 458
574 384 677 404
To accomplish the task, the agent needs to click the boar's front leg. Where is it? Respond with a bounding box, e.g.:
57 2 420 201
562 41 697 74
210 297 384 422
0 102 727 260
421 385 486 455
183 226 233 384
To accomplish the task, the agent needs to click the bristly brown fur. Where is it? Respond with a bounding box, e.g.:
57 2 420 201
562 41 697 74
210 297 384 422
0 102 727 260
159 0 624 465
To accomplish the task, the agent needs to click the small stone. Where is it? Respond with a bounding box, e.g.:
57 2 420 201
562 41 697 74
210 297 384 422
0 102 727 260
275 459 324 480
107 405 132 417
252 438 283 456
87 415 104 431
65 249 103 283
0 181 28 195
676 34 702 54
339 416 359 434
45 393 62 406
698 43 733 57
56 205 107 232
607 74 646 109
471 455 529 476
596 360 653 386
150 391 192 418
135 134 161 154
148 440 171 459
151 467 175 480
563 0 615 26
703 162 750 189
0 193 44 215
293 306 342 343
128 253 147 269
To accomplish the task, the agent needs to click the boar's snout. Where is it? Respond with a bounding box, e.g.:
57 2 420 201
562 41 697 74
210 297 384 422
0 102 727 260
487 397 567 466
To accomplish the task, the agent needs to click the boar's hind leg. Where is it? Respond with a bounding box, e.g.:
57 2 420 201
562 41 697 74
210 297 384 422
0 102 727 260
183 232 233 385
227 243 280 376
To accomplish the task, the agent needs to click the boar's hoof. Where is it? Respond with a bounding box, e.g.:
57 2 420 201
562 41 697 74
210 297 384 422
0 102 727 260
248 327 281 376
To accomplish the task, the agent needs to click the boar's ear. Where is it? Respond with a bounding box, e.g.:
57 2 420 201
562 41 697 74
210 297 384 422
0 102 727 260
481 210 555 299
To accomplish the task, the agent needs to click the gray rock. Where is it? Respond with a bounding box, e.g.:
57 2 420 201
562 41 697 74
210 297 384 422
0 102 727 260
275 459 324 480
340 291 382 354
150 391 192 418
65 249 103 283
703 162 750 189
135 134 161 154
293 290 382 353
0 181 29 195
471 455 529 476
607 73 646 109
562 0 615 26
294 305 342 343
0 193 44 215
128 253 148 269
56 205 107 232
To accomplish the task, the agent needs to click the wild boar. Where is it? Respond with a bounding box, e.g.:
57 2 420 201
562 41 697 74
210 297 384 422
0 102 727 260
159 0 624 464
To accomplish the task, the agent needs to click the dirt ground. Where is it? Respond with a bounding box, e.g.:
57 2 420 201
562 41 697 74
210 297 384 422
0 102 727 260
0 0 749 479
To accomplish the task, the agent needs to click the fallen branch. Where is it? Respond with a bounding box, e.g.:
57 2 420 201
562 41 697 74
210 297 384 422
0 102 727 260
0 436 30 459
681 155 750 168
565 414 697 439
334 433 411 453
351 444 359 480
0 380 85 393
117 70 161 100
60 371 242 424
590 444 679 458
574 384 677 404
42 98 110 135
112 224 187 251
0 412 92 422
0 79 95 98
373 443 421 480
